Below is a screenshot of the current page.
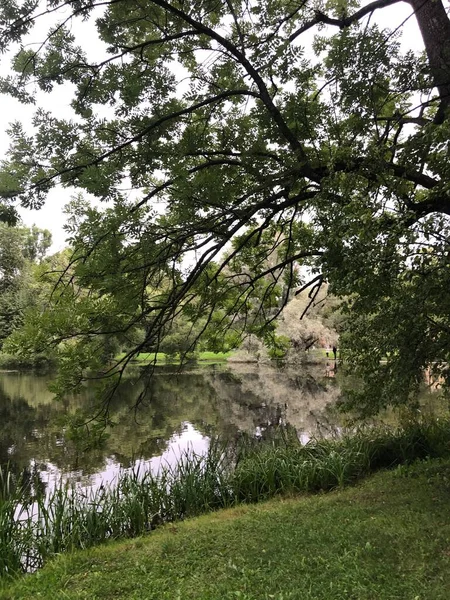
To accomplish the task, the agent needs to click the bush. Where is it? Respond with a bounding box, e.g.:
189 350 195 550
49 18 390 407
0 353 56 371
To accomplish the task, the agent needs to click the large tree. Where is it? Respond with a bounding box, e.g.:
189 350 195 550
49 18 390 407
0 0 449 412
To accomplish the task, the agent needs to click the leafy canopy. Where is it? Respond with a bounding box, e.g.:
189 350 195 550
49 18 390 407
1 0 450 413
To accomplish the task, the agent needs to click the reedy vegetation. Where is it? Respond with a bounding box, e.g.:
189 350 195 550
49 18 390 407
1 420 450 578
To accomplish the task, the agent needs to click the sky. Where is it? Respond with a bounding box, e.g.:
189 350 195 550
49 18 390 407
0 1 423 254
0 93 76 252
0 7 107 252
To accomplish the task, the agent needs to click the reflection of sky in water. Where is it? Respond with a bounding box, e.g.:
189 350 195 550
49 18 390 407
2 364 445 496
35 424 315 493
36 422 210 492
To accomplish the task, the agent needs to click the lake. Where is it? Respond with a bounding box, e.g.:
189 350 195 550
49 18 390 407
0 361 441 493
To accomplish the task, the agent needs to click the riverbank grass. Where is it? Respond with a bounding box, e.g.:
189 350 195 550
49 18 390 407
2 420 450 579
117 351 233 364
3 457 450 599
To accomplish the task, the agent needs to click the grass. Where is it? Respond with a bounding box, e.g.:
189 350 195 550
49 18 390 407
1 419 450 582
308 348 339 361
2 456 450 599
117 348 342 365
116 351 233 364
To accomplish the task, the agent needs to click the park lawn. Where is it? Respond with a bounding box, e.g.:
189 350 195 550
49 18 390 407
117 351 234 364
120 349 337 365
194 351 234 361
309 348 339 360
3 458 450 600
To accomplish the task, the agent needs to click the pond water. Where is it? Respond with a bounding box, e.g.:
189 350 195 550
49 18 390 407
0 362 442 493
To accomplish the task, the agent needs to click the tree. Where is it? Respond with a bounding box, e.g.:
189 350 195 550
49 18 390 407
0 223 51 345
0 0 449 412
277 286 339 358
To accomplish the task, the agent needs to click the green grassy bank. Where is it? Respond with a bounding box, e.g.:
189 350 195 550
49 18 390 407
2 457 450 600
120 348 338 365
2 421 450 581
117 351 233 364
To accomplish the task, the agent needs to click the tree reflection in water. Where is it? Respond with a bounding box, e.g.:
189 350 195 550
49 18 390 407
0 364 442 492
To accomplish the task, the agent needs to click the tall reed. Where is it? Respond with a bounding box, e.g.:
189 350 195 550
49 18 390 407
1 419 450 579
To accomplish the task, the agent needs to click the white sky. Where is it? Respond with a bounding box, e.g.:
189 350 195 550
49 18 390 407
0 1 423 254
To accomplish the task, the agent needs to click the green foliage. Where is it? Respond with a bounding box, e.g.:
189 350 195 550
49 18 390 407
0 0 449 411
266 334 290 360
336 213 450 415
158 315 203 360
0 353 55 370
0 224 51 347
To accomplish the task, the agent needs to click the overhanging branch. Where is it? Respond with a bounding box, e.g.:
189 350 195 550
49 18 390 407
289 0 403 42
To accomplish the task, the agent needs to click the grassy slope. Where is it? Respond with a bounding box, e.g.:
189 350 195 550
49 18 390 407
3 458 450 600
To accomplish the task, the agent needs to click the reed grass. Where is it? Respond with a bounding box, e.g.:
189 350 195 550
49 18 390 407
1 418 450 579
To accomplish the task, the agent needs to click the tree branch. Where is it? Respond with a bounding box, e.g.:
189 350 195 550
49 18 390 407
150 0 316 174
289 0 403 42
295 274 323 297
16 88 259 197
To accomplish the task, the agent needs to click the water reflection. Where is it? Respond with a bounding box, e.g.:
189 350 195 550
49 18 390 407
0 363 443 492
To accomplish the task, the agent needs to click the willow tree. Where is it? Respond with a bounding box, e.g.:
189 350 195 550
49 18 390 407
0 0 449 413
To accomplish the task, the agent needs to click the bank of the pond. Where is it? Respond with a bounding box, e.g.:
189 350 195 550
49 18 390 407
2 420 450 582
2 457 450 600
118 349 334 365
116 351 234 364
0 348 335 372
0 351 234 372
0 353 56 371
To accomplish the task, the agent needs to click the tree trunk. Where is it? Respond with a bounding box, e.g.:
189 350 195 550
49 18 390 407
408 0 450 123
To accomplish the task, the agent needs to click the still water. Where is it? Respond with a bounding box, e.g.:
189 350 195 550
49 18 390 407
0 362 440 492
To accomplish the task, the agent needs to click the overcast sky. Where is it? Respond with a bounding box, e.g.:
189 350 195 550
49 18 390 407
0 1 422 254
